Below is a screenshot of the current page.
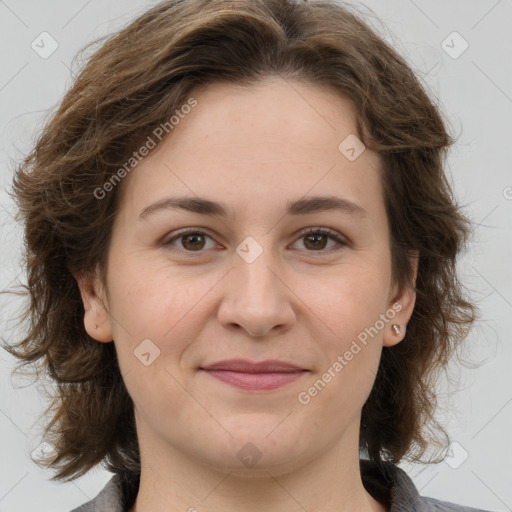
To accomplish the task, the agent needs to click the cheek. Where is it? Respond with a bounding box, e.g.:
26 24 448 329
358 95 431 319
106 249 209 332
293 260 391 400
298 260 392 345
122 364 205 449
295 276 388 428
104 255 216 378
106 265 210 429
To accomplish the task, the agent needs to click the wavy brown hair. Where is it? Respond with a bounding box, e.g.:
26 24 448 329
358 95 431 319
4 0 476 481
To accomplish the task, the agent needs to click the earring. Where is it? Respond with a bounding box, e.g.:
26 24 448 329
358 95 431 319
391 324 401 336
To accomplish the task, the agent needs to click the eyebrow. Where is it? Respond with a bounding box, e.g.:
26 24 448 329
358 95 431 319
138 195 367 220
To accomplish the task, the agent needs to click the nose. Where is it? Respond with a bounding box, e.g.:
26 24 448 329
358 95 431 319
217 249 296 338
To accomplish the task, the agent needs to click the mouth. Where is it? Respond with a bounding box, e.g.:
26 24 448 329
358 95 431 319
200 359 310 391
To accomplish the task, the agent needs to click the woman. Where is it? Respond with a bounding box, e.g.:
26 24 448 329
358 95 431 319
5 0 488 510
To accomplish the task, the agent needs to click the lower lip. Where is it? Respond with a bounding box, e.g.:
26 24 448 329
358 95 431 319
202 370 307 390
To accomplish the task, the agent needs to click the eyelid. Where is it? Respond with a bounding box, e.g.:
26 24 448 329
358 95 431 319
296 226 349 243
160 227 222 251
161 226 219 242
161 226 349 253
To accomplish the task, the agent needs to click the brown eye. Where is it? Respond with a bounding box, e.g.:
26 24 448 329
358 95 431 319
163 227 347 255
180 233 206 251
164 230 216 252
292 228 347 253
303 233 329 250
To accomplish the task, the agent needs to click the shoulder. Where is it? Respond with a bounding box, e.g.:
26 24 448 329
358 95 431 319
69 475 121 512
69 472 139 512
421 495 495 511
360 459 495 512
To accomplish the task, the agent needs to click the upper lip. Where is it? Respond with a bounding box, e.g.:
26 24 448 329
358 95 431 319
200 359 308 373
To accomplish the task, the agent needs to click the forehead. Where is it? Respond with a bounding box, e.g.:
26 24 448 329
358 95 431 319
117 76 384 223
164 76 362 158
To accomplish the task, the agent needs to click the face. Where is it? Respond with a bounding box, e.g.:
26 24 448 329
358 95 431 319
78 76 416 476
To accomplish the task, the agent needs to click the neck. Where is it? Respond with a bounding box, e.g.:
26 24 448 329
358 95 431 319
129 418 387 512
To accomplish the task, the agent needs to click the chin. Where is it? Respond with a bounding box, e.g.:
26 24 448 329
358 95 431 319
190 421 314 475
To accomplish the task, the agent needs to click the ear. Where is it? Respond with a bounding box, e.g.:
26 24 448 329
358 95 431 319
383 252 418 348
73 266 113 343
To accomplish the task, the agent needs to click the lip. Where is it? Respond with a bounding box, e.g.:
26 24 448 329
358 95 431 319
201 359 307 372
200 359 309 391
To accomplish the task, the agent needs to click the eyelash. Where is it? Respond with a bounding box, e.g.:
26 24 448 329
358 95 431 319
162 227 348 255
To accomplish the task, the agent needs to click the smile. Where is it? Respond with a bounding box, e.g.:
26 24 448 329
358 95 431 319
201 369 308 391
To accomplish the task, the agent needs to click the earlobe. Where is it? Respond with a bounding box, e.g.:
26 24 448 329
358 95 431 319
383 288 416 347
383 253 418 347
73 267 113 343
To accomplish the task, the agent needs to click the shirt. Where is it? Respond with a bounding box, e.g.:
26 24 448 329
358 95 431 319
70 459 493 511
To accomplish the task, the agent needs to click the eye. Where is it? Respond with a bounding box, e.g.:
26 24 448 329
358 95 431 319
291 227 348 253
162 227 348 254
163 229 218 252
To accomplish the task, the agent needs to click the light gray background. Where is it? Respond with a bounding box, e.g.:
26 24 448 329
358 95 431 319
0 1 511 511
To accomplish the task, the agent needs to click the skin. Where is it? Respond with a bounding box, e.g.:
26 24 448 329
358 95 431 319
76 76 417 512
